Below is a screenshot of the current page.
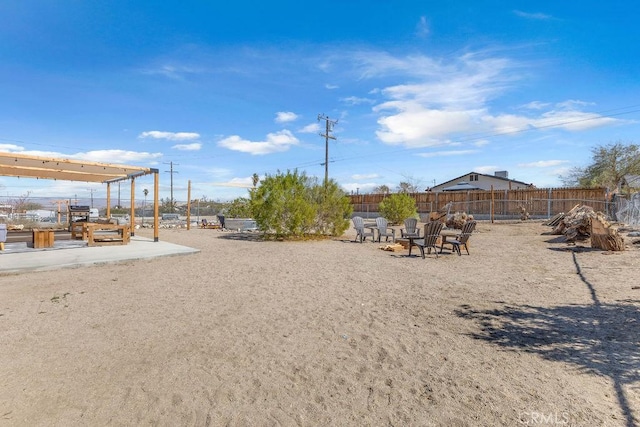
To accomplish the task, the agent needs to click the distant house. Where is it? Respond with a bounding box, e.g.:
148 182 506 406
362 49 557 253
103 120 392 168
430 171 533 192
620 174 640 192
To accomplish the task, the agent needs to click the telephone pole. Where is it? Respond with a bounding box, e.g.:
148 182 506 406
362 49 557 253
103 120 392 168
164 161 179 212
318 114 337 187
87 188 96 208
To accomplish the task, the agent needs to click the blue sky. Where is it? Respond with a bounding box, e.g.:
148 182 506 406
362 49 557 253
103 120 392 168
1 1 639 203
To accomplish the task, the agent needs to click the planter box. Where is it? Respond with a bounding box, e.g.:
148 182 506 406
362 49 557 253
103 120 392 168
224 218 258 231
32 229 55 248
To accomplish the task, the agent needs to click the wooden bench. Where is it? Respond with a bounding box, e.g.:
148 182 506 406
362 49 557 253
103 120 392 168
70 222 89 240
85 223 131 246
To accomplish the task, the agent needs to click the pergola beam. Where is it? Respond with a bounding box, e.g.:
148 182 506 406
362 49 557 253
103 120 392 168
0 151 160 242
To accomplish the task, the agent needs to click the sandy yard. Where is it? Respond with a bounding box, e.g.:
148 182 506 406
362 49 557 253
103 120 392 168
1 220 639 426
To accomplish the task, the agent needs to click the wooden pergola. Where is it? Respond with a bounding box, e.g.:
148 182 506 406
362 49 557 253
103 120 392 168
0 152 161 242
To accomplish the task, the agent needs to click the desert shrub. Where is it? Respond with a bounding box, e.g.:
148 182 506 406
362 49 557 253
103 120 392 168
308 179 353 236
226 197 252 218
250 170 352 239
378 193 418 225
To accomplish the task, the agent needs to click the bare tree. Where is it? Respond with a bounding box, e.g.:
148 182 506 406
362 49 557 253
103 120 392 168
373 184 391 194
397 174 423 193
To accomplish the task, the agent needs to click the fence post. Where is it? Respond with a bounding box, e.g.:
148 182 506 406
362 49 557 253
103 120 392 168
504 190 507 217
547 187 552 218
491 185 494 223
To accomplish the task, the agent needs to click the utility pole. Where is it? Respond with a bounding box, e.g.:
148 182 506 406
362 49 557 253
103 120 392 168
164 161 179 213
87 188 96 208
318 114 337 188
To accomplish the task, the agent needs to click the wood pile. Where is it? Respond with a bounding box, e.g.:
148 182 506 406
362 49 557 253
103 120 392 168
429 202 453 222
551 205 594 241
380 243 405 252
543 212 565 226
550 204 625 250
446 212 474 229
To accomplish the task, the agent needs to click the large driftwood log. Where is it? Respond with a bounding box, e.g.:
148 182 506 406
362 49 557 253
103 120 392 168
552 205 595 240
591 216 625 251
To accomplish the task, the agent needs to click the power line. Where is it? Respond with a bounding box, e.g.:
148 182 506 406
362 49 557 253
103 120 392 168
318 114 338 187
164 161 179 212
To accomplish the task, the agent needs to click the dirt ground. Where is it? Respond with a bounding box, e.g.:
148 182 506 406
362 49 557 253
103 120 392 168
1 220 639 426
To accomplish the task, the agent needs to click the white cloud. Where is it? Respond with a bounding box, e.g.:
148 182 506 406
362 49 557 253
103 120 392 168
518 160 569 168
375 103 483 147
325 84 339 89
1 147 163 165
352 173 380 180
218 130 299 155
555 99 593 109
416 16 430 37
139 131 200 141
340 96 375 106
299 123 320 133
139 64 202 80
513 10 554 20
482 113 531 135
0 143 23 151
534 110 620 131
520 101 550 110
363 51 627 147
417 150 478 158
211 177 254 188
76 150 164 164
275 111 298 123
475 166 500 175
341 182 378 194
172 143 202 151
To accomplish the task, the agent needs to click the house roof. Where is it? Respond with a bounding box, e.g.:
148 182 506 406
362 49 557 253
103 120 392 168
0 152 157 183
441 182 483 191
622 174 640 187
432 171 532 190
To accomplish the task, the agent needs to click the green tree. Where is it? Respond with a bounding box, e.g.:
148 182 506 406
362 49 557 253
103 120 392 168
309 178 352 236
562 141 640 190
226 197 252 218
249 170 352 239
250 170 315 238
378 193 418 224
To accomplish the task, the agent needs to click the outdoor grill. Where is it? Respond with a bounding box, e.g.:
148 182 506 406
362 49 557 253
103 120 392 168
68 205 91 225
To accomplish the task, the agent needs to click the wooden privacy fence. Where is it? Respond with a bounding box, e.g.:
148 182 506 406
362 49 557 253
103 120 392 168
349 187 610 220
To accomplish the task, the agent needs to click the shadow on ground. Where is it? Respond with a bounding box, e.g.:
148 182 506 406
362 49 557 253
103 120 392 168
216 232 264 242
456 249 640 427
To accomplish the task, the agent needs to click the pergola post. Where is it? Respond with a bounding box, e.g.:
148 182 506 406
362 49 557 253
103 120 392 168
154 171 159 242
130 178 136 237
106 183 111 219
